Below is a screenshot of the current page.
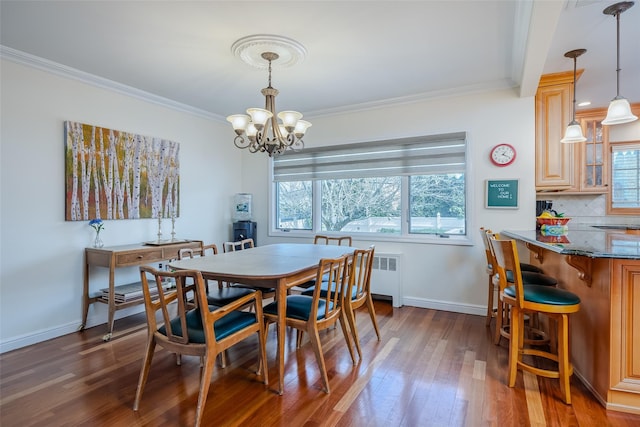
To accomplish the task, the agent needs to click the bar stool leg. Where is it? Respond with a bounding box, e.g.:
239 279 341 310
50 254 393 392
508 306 522 387
486 275 494 326
557 313 571 404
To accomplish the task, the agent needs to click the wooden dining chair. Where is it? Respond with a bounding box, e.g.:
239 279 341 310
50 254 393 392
133 266 268 427
314 234 353 246
263 255 356 393
342 245 380 358
178 245 255 306
300 245 379 357
222 238 255 252
489 236 580 404
295 234 353 292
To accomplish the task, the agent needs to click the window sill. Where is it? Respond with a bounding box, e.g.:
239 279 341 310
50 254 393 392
268 230 473 246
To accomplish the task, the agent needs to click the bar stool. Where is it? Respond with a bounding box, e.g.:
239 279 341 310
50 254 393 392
489 235 580 404
480 228 558 344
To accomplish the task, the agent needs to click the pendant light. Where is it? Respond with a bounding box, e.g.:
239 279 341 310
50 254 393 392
602 1 637 125
561 49 587 143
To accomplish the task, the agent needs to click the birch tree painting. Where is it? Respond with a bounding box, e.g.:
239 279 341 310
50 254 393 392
65 121 180 221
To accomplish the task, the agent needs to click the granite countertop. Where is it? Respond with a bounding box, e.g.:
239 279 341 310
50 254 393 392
501 225 640 259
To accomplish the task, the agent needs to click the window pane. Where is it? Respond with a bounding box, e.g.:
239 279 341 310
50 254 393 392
611 146 640 209
321 177 401 233
276 181 312 230
409 174 466 235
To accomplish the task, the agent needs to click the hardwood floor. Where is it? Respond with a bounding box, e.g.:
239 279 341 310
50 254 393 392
2 301 639 426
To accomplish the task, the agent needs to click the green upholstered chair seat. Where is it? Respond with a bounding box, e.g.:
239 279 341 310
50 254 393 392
520 263 543 273
504 285 581 305
207 287 255 306
519 271 558 286
487 262 543 274
301 282 358 299
493 270 558 286
158 306 257 343
263 295 333 321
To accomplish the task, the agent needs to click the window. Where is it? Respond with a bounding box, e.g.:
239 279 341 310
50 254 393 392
276 181 312 230
609 142 640 214
272 132 468 241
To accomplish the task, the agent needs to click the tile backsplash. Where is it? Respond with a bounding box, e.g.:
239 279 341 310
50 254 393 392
540 194 640 226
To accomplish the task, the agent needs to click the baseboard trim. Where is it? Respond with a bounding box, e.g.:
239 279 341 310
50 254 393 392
0 307 145 354
401 296 486 316
1 298 484 353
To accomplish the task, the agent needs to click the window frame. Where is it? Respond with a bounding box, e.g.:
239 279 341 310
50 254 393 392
269 135 474 246
607 140 640 216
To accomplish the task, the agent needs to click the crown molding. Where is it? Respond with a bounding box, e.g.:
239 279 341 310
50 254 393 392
306 79 518 118
0 45 224 121
2 45 520 123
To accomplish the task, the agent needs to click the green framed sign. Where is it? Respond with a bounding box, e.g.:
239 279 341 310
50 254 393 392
485 179 519 209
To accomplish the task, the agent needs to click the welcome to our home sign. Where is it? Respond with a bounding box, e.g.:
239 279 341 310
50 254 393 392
485 179 519 209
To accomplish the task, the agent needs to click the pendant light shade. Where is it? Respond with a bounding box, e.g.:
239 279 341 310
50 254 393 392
602 1 638 126
561 123 587 144
603 98 637 125
561 49 587 144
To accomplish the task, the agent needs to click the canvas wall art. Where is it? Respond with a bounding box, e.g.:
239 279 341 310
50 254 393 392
65 121 180 221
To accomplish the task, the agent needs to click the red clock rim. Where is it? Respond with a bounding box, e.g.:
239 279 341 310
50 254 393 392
490 143 516 166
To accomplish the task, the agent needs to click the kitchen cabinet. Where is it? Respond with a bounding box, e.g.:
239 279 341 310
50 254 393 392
575 107 609 193
535 71 581 191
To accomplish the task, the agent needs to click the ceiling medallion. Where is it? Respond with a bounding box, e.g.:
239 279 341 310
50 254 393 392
231 34 307 70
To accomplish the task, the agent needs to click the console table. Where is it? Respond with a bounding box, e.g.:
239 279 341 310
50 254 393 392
81 240 202 341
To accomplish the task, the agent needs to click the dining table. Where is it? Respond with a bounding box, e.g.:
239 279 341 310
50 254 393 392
169 242 356 394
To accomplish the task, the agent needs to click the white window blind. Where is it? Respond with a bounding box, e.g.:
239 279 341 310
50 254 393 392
273 132 467 182
611 143 640 209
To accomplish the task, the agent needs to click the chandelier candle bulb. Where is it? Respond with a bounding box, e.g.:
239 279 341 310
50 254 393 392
246 108 272 129
278 111 303 132
227 114 250 135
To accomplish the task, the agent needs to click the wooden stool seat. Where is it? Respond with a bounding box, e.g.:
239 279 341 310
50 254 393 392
490 236 581 405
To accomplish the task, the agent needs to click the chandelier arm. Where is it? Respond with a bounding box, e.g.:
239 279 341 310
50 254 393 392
233 135 250 149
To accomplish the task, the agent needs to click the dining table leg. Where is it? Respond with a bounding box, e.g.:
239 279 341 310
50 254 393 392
276 279 287 395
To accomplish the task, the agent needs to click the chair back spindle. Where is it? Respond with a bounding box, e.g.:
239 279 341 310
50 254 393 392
313 235 352 246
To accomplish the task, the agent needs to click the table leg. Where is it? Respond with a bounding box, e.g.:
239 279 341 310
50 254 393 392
80 255 90 331
104 268 116 341
276 279 287 395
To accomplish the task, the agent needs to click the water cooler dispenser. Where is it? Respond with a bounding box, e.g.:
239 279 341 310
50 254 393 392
232 193 256 245
233 221 257 245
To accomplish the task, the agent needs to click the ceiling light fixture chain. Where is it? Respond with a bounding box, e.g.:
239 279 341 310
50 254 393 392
602 1 637 125
227 36 311 157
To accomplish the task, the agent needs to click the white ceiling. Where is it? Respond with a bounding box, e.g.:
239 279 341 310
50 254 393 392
1 1 638 121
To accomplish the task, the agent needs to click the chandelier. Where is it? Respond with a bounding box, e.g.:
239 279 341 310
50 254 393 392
227 36 311 157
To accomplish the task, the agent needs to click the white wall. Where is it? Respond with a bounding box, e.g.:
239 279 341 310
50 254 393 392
242 89 536 313
0 59 240 352
0 58 536 353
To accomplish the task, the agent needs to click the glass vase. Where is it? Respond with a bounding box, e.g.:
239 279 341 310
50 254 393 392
94 231 104 248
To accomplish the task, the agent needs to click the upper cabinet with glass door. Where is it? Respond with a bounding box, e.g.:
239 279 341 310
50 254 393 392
576 107 609 193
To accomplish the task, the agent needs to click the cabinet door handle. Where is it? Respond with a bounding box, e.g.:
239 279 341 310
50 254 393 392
137 255 143 259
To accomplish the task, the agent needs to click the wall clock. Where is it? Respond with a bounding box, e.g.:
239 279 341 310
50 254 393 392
490 143 516 167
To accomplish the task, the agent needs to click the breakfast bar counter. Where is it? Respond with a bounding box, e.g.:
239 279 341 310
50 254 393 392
502 227 640 414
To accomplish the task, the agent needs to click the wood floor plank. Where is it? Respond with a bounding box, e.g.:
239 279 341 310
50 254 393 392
2 302 640 426
523 370 547 427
